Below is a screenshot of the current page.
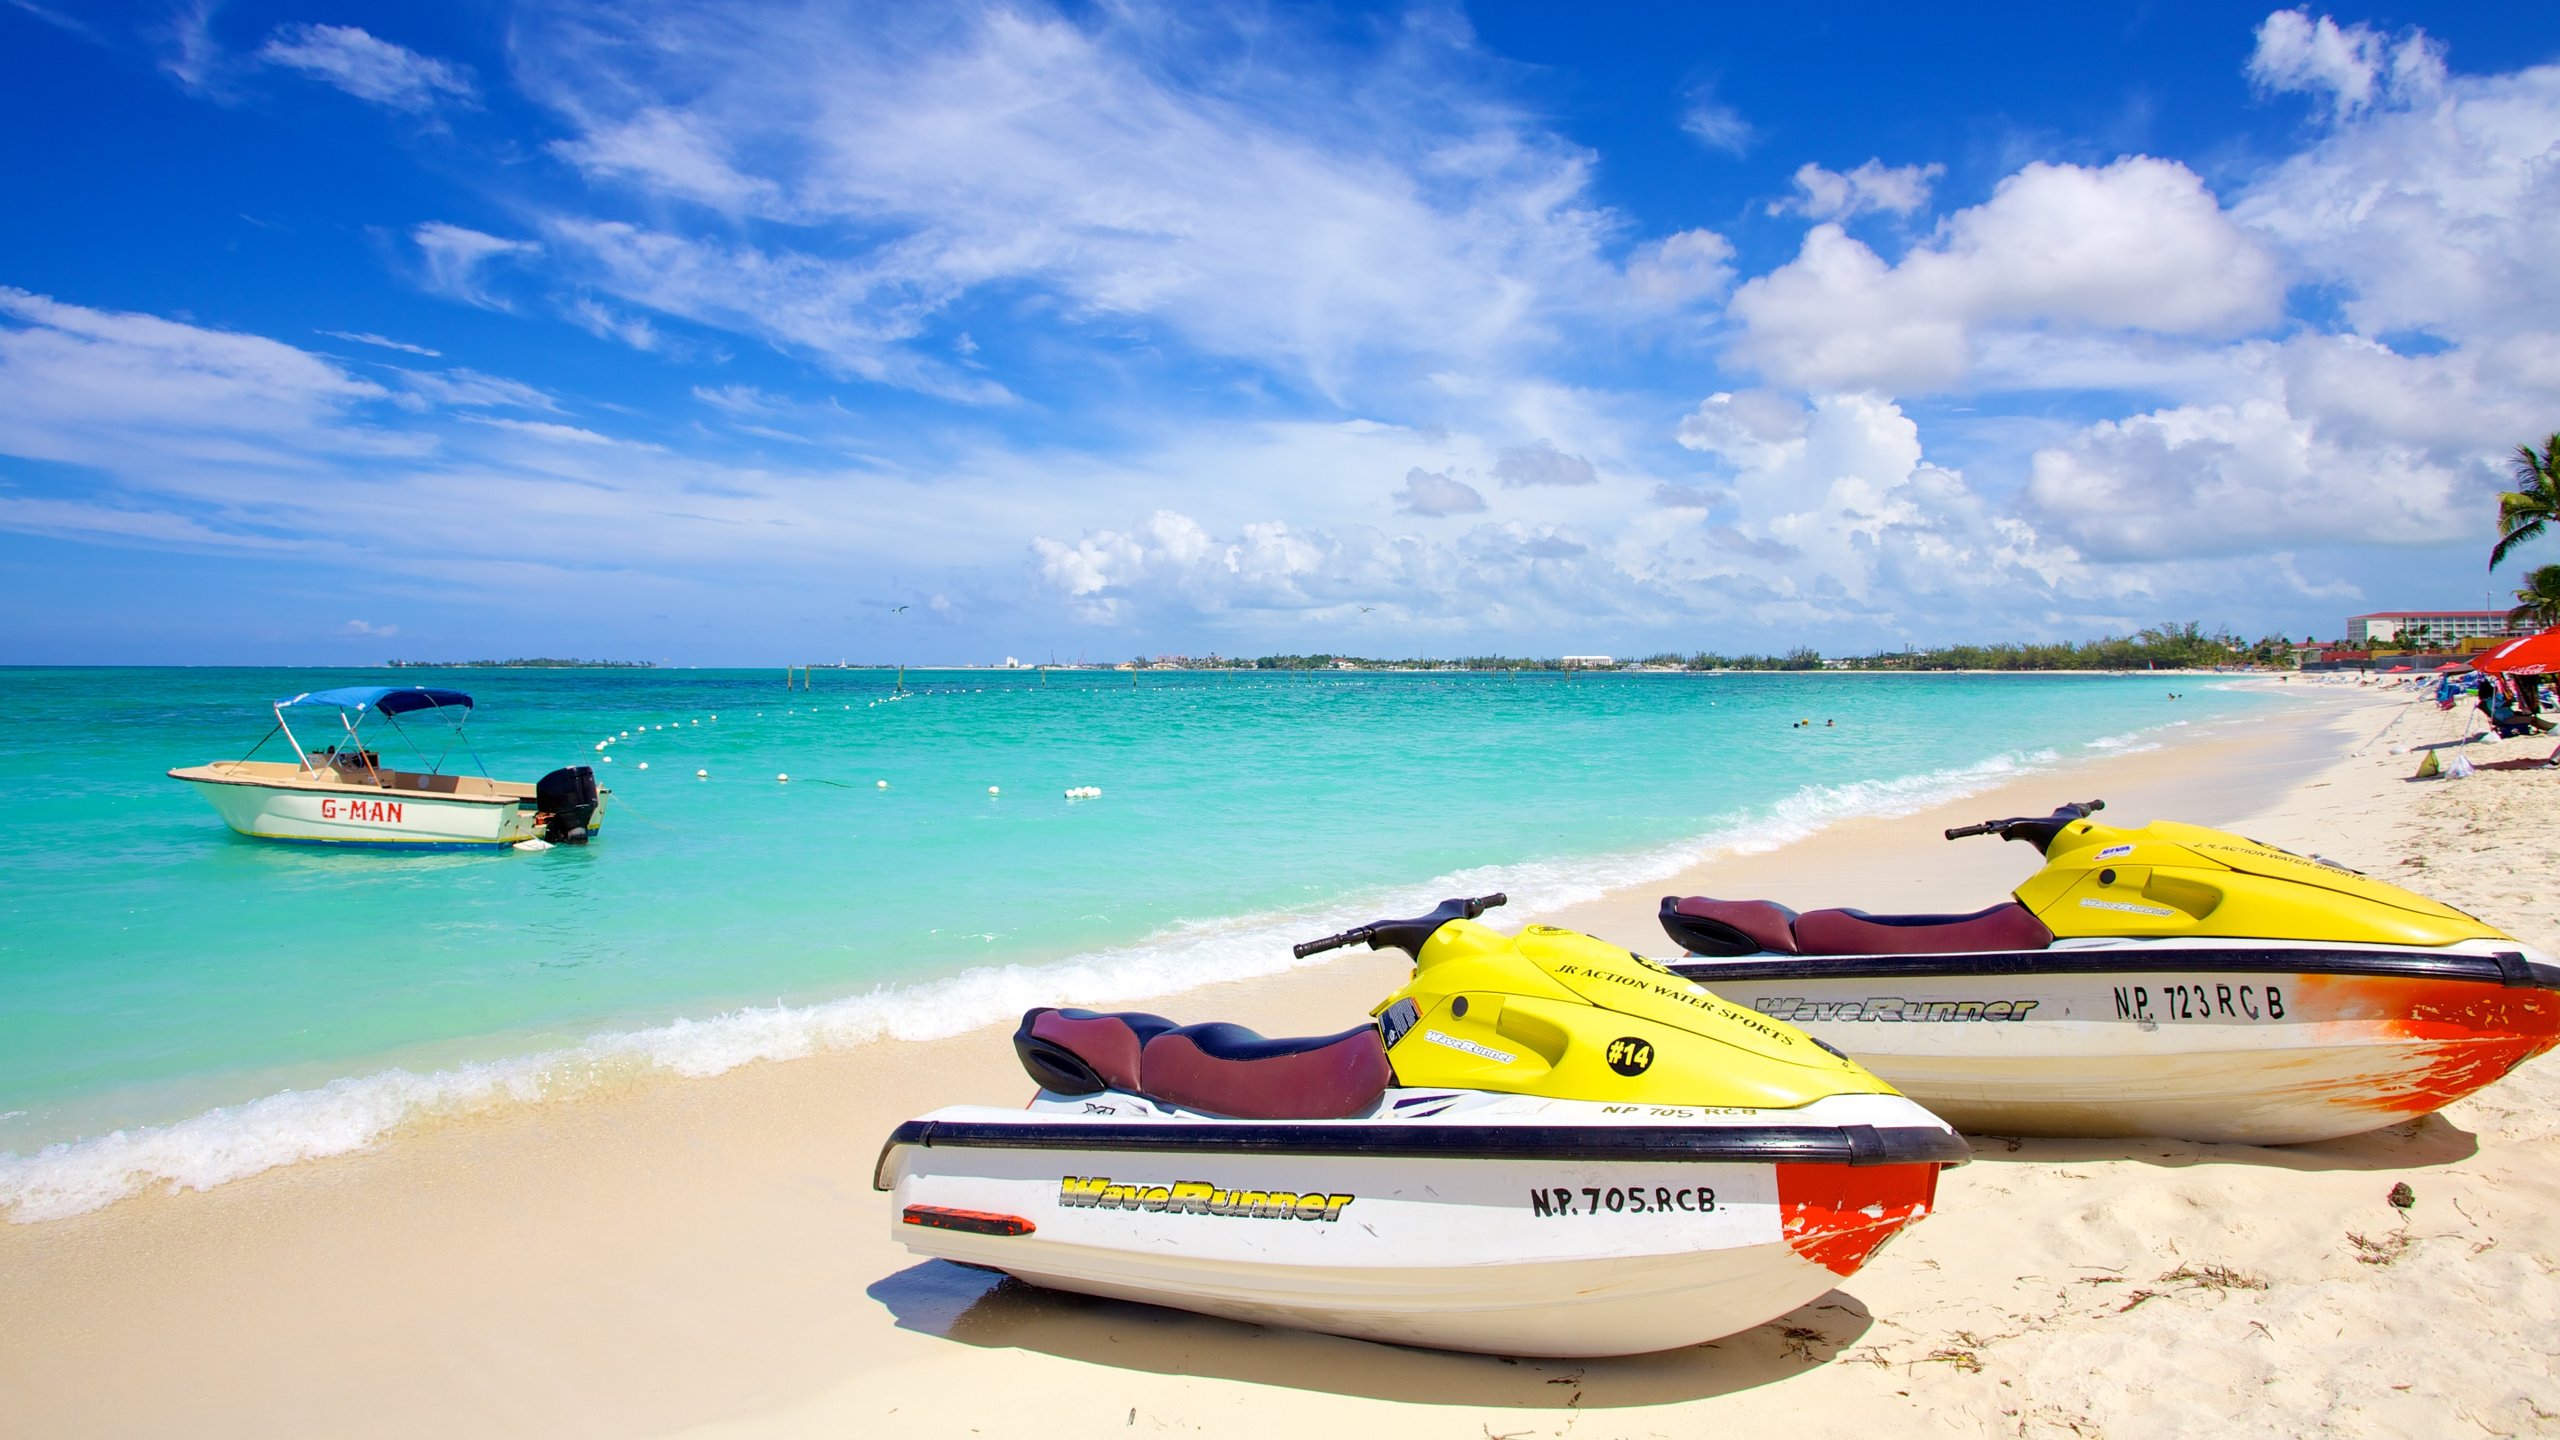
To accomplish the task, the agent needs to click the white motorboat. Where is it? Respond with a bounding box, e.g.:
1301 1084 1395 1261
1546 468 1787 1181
879 896 1968 1357
167 685 604 849
1660 802 2560 1144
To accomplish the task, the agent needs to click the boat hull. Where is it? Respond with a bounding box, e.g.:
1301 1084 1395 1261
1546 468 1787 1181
877 1093 1962 1357
1672 941 2560 1144
170 768 604 848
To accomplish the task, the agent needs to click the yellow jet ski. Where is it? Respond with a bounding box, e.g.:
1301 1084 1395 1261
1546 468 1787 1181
1662 801 2560 1144
877 894 1966 1357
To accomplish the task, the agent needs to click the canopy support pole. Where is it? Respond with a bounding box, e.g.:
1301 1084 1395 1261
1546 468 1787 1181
276 703 313 773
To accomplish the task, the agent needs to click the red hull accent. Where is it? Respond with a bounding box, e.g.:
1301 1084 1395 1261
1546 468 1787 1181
1773 1162 1938 1276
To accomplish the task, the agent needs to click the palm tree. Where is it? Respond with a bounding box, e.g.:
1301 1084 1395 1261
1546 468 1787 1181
2491 433 2560 570
2509 564 2560 631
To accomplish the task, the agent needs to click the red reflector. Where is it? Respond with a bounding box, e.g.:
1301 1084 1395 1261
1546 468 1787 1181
903 1205 1035 1237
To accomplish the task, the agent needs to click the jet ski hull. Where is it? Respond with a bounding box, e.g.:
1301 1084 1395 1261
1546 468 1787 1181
1672 941 2560 1144
877 1093 1964 1357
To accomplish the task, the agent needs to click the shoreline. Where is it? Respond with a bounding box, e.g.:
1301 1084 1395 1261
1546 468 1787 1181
0 691 2284 1224
16 679 2556 1436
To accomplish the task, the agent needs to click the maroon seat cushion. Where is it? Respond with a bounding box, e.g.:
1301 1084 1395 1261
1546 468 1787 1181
1791 902 2055 956
1138 1023 1392 1120
1018 1007 1177 1094
1661 896 1801 956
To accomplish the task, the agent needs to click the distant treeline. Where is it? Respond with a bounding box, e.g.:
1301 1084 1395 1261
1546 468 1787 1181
1839 624 2287 671
385 658 656 669
1151 624 2287 673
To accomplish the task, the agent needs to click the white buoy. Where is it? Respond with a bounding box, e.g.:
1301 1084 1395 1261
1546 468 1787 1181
620 731 630 738
638 762 649 770
594 742 606 751
711 715 718 721
602 755 613 763
876 779 889 789
988 785 1000 795
697 768 708 778
778 773 790 783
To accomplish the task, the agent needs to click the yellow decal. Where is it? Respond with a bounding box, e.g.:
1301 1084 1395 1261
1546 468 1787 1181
1057 1176 1356 1221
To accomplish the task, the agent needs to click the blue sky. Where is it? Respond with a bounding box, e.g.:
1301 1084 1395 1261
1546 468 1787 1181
4 2 2558 664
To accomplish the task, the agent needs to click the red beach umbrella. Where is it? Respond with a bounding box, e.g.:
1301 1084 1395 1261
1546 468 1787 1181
2474 627 2560 677
2385 664 2413 673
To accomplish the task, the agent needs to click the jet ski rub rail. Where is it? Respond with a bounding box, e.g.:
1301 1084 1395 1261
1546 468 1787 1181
1668 945 2560 988
873 1118 1971 1190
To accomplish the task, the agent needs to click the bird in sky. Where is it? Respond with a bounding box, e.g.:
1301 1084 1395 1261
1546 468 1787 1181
1358 605 1376 613
890 604 910 613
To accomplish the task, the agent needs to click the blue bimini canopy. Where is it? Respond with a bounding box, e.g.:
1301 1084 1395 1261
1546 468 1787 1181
275 685 475 717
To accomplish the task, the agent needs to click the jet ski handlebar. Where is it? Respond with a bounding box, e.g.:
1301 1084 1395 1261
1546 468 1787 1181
1944 799 2105 852
1292 893 1508 960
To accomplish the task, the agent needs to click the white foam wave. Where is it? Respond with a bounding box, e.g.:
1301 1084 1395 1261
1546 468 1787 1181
0 737 2110 1224
2084 731 2164 754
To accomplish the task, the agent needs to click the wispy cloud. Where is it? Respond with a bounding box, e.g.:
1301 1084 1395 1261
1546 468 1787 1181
319 330 442 358
1678 84 1754 156
258 24 476 113
500 1 1657 405
412 223 540 310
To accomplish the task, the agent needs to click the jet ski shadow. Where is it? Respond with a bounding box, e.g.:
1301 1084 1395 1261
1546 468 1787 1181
1960 1112 2479 1172
867 1261 1874 1405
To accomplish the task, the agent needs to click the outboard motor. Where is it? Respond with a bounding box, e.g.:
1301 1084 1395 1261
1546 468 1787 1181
534 765 600 844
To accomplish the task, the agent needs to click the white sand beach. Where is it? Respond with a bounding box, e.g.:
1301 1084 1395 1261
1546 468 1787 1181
5 683 2556 1438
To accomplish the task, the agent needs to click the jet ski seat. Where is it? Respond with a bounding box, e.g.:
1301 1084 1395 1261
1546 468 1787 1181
1662 895 2056 957
1017 1007 1179 1095
1013 1007 1391 1121
1140 1022 1393 1121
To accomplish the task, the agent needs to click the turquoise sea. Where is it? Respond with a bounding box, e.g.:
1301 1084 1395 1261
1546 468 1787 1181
0 666 2273 1218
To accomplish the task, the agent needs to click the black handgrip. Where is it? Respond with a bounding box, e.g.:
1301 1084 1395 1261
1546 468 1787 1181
1292 927 1371 960
1944 800 2106 850
1292 893 1507 960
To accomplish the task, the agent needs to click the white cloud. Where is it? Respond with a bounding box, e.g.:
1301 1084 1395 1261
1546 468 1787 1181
501 2 1645 403
1679 88 1754 155
1623 229 1736 306
257 24 475 113
461 416 619 446
413 224 539 310
550 107 783 214
341 619 398 637
389 367 560 412
2247 9 2444 120
1492 440 1597 488
2023 334 2549 561
319 330 441 358
1648 483 1726 510
2233 48 2560 346
0 287 390 474
562 296 663 353
1772 159 1944 221
1729 157 2282 392
1393 467 1485 516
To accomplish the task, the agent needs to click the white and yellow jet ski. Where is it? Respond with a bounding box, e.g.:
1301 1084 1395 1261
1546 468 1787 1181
1660 802 2560 1144
878 895 1967 1357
